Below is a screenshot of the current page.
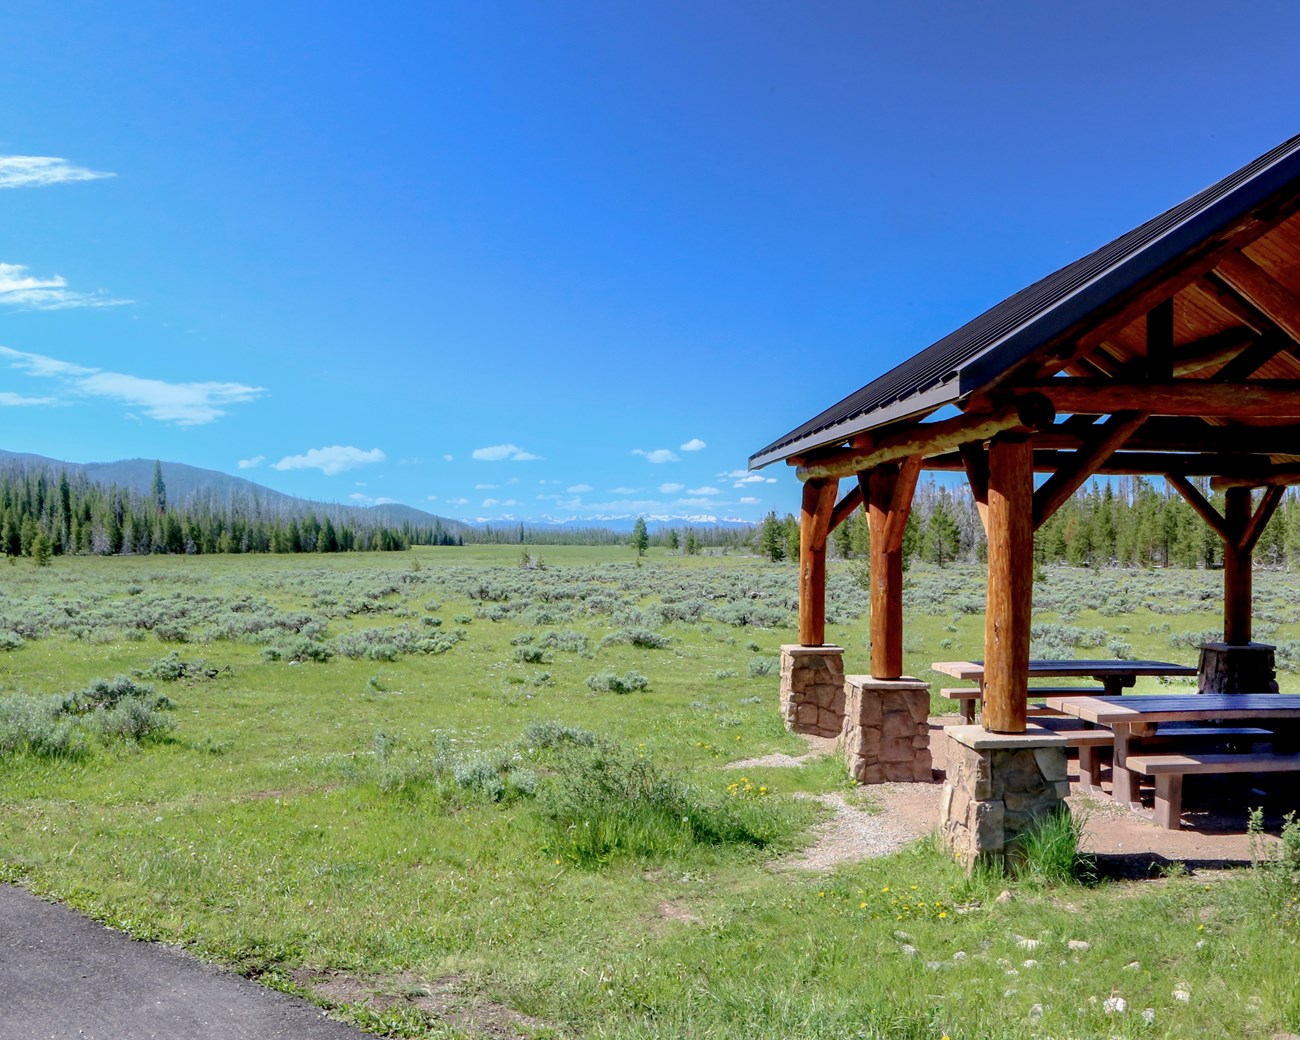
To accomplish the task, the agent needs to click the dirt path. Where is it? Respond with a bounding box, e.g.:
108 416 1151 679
741 720 1285 874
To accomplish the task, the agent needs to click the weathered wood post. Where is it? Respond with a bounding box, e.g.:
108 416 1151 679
1222 486 1252 646
780 477 845 736
797 477 838 647
862 457 920 680
982 432 1033 733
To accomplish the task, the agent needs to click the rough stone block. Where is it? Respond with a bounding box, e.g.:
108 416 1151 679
1033 746 1068 784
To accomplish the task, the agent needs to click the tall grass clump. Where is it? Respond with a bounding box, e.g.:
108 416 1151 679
1249 808 1300 903
536 740 786 864
0 694 87 758
1011 808 1096 885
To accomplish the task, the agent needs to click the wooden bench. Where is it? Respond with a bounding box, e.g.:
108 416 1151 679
1124 751 1300 829
940 686 1105 724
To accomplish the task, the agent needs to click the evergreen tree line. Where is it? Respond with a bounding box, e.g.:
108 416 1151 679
471 520 757 550
757 476 1300 570
0 465 462 560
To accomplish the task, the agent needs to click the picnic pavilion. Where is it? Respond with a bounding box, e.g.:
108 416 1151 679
750 132 1300 864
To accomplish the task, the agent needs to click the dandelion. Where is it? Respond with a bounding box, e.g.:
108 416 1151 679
881 886 890 893
939 911 948 919
859 902 867 909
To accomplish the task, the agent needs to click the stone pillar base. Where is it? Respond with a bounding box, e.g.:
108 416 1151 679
779 645 845 737
843 675 932 783
1198 641 1278 693
941 725 1071 872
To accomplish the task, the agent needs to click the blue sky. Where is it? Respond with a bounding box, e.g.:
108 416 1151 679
3 2 1299 524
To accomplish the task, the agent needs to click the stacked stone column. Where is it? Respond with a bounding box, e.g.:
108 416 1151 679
778 645 845 737
941 725 1071 871
842 675 932 783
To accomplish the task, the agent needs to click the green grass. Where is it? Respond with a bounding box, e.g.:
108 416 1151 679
1 547 1299 1037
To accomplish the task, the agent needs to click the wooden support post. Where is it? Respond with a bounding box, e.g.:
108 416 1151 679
861 456 921 679
983 434 1034 733
797 477 839 646
1223 486 1252 646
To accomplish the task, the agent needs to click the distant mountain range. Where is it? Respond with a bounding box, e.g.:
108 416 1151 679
0 451 755 534
0 450 471 535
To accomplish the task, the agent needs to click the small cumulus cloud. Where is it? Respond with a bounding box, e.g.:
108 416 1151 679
688 486 720 495
426 495 438 501
0 155 114 190
0 345 265 425
0 390 58 407
610 487 639 495
482 498 520 508
442 454 454 462
739 496 760 505
350 493 400 506
658 483 685 494
448 497 469 506
472 443 541 461
273 445 385 476
475 483 497 490
0 262 129 311
566 483 593 493
237 456 265 470
680 438 706 452
633 448 678 464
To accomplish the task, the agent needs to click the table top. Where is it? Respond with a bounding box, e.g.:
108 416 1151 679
930 659 1198 682
1042 693 1300 725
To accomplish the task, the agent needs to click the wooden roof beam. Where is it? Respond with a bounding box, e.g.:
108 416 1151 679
793 394 1055 482
1214 251 1300 346
1031 411 1149 529
1166 474 1233 543
924 449 1281 478
1019 380 1300 417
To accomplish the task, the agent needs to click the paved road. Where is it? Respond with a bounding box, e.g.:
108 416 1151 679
0 885 367 1040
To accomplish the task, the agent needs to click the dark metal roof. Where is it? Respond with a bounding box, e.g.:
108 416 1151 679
750 132 1300 470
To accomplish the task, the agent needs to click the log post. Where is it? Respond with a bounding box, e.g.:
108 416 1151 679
797 477 838 646
983 433 1034 733
859 457 921 679
1223 486 1252 645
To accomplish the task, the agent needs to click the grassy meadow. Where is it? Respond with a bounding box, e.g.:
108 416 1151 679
1 545 1299 1039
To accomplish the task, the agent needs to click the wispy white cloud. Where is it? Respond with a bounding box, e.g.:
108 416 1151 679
475 483 497 490
739 496 760 505
448 497 470 506
472 443 541 461
0 345 265 425
566 483 593 493
688 486 720 495
426 495 438 501
273 445 385 476
610 487 640 495
633 448 678 464
350 492 400 506
442 454 454 462
483 497 519 507
658 482 685 494
680 438 706 452
0 263 129 311
0 155 114 190
0 390 58 406
237 456 265 469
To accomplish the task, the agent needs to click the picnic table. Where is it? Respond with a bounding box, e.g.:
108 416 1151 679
931 659 1197 695
1043 693 1300 828
930 659 1198 722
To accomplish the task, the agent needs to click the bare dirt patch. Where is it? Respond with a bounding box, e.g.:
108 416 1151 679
290 968 549 1038
754 718 1283 874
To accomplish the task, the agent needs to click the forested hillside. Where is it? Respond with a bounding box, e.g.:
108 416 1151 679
0 464 459 559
